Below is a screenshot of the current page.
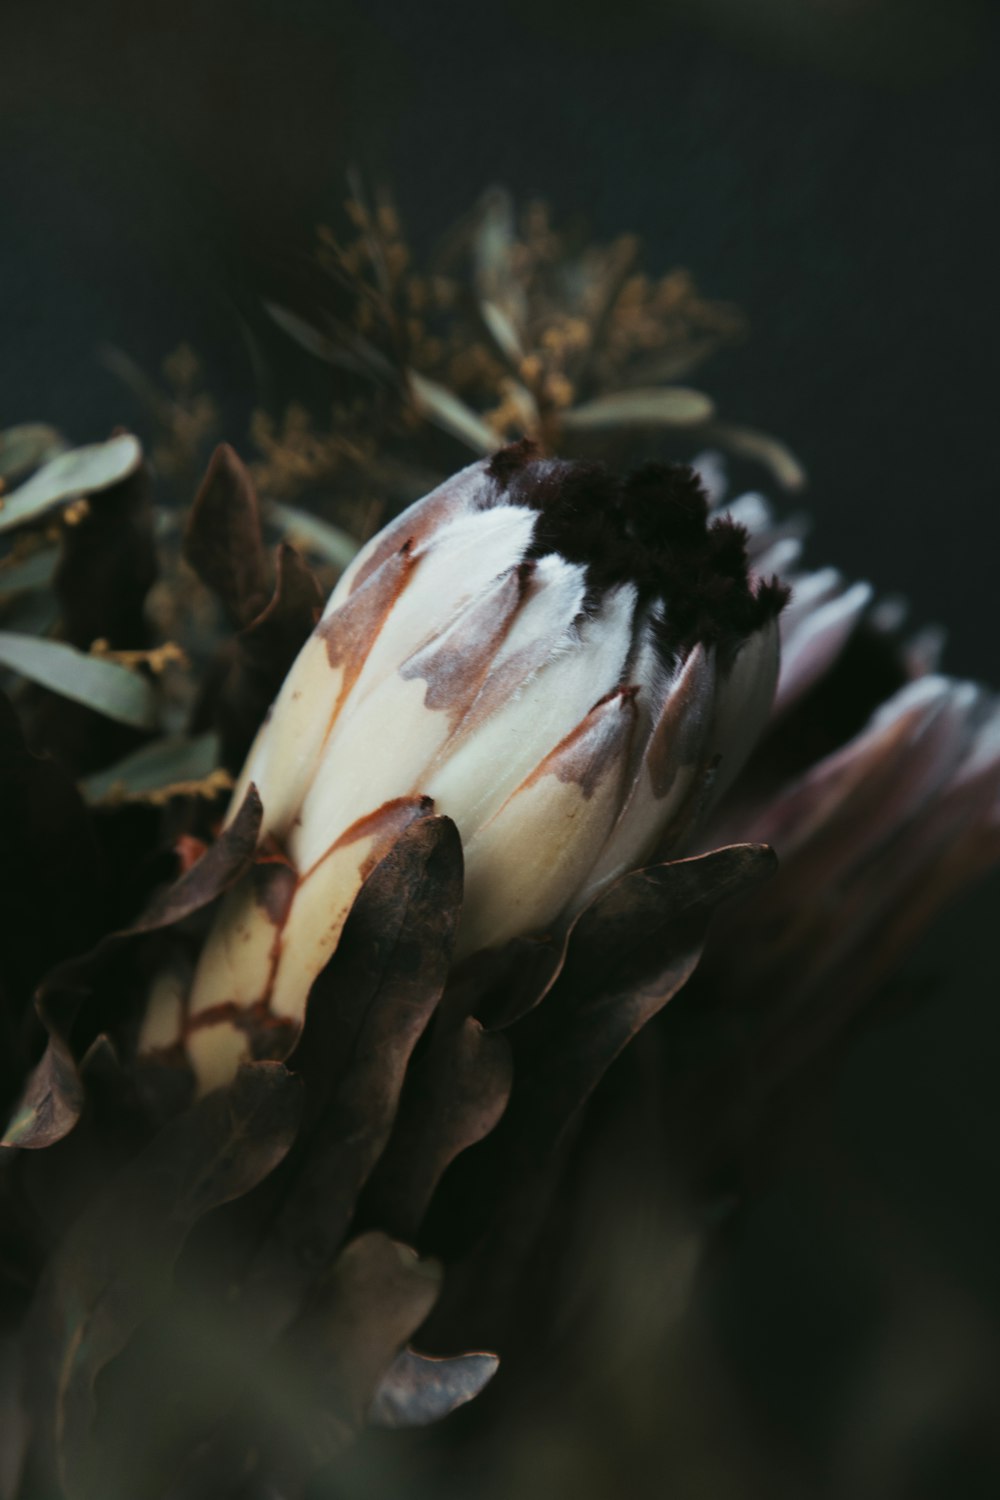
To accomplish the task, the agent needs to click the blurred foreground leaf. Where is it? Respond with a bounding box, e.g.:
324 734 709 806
267 500 360 570
408 371 502 454
31 1063 302 1499
0 548 58 594
0 423 67 482
79 732 223 805
0 632 159 730
0 434 142 535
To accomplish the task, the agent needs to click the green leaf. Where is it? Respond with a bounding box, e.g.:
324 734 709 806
266 501 360 570
407 371 501 454
0 433 142 535
264 302 398 384
0 632 158 729
0 548 58 594
562 386 715 430
79 732 221 804
481 299 524 366
705 421 807 491
0 423 67 482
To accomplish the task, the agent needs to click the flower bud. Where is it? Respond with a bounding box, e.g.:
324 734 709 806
147 443 787 1089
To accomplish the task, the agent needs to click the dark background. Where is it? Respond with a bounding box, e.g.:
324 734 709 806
2 1 999 1493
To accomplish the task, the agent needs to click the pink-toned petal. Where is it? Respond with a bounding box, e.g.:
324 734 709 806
775 580 873 715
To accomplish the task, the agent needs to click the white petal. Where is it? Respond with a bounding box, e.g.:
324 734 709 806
228 542 418 838
719 492 772 535
328 505 537 714
710 615 781 801
953 700 1000 788
782 567 845 627
325 457 491 610
691 450 728 506
752 536 803 579
456 688 637 957
425 583 636 837
291 563 532 870
577 642 717 904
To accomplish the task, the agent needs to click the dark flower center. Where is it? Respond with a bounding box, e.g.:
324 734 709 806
488 439 788 657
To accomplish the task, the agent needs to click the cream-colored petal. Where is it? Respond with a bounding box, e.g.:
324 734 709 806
325 458 491 610
138 968 186 1053
709 615 781 802
426 583 636 837
228 542 419 838
269 797 432 1022
577 643 717 906
289 565 528 871
456 688 637 958
186 863 296 1019
187 1022 251 1097
332 505 537 717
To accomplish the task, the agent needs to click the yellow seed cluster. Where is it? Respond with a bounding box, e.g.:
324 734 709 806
94 766 234 809
89 639 189 674
249 405 376 501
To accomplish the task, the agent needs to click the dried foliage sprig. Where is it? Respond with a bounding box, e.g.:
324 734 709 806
0 188 996 1500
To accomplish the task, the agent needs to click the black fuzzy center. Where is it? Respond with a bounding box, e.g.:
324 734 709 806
488 440 788 654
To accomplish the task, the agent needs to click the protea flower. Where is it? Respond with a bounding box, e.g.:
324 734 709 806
3 408 1000 1500
153 443 788 1090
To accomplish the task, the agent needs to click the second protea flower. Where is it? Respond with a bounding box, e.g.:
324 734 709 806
150 442 787 1087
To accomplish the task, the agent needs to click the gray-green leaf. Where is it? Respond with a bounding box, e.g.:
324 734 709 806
266 501 360 570
0 632 158 729
705 422 807 491
264 302 398 384
562 386 715 430
79 732 221 804
0 548 59 594
0 433 142 536
407 371 501 454
0 424 68 482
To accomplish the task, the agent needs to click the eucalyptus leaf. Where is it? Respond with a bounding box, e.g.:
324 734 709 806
0 549 58 594
705 422 807 491
624 337 729 385
481 299 524 366
0 434 142 536
1 593 58 639
407 371 501 454
0 632 158 729
79 732 221 804
0 424 67 482
473 187 526 329
473 187 517 292
264 303 398 384
266 501 360 570
562 386 715 430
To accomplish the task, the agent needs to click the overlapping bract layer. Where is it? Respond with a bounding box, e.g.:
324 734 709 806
152 448 786 1088
700 466 1000 1009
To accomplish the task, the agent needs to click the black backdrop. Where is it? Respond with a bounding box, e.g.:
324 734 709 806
2 1 999 1492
